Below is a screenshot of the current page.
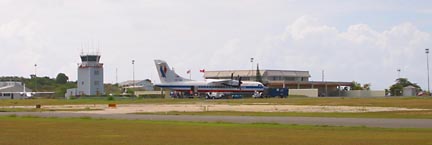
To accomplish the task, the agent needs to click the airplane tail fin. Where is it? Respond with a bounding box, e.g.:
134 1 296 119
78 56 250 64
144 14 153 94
154 60 191 83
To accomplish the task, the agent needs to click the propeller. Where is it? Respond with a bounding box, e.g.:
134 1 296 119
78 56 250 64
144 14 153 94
231 73 234 80
238 75 243 89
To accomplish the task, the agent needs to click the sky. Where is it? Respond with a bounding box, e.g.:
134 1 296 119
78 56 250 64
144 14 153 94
1 0 432 90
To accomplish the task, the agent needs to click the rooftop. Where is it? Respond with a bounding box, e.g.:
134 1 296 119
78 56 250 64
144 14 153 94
204 70 310 78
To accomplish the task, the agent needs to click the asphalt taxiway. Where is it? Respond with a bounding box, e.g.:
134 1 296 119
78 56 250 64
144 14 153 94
1 112 431 128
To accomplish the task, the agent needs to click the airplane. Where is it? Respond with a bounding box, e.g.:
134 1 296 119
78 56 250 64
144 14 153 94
1 83 54 99
154 60 265 98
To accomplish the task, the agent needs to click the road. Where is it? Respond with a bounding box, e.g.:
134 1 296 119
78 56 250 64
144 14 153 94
1 112 432 128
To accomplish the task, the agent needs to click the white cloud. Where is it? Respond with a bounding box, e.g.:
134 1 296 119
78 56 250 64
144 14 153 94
283 16 339 41
259 16 432 89
0 1 431 90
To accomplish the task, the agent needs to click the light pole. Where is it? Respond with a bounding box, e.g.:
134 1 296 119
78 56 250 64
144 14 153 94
322 70 324 82
426 49 430 95
34 64 37 91
132 60 135 89
116 68 118 85
397 69 401 79
250 58 254 81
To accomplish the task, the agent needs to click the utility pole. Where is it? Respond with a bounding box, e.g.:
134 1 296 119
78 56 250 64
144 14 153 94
426 49 430 95
115 68 118 85
322 70 324 82
397 69 401 79
34 64 37 91
132 60 135 88
250 58 254 81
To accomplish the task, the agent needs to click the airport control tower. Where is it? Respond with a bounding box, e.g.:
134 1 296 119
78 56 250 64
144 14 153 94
77 53 105 96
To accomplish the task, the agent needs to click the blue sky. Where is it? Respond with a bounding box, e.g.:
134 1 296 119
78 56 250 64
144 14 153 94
0 0 431 90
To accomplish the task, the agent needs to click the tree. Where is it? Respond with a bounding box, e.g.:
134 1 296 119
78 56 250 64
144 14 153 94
351 81 371 90
256 63 263 83
362 83 371 90
389 78 421 96
56 73 69 84
351 81 363 90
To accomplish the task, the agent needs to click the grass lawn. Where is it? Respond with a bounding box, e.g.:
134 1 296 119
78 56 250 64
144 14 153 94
1 97 432 119
0 116 431 145
139 110 432 119
0 108 102 112
1 97 432 109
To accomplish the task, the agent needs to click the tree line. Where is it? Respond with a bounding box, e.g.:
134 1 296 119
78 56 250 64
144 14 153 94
0 73 75 97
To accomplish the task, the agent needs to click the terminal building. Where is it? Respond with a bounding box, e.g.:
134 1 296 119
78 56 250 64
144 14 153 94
204 70 352 97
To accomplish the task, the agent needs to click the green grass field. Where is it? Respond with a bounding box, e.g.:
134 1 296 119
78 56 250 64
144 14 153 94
1 116 431 145
0 108 101 112
2 97 432 119
1 97 432 109
138 110 432 119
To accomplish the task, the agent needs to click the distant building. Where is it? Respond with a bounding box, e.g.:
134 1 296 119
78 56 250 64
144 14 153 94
0 81 32 99
205 70 310 82
403 85 418 96
65 88 78 99
77 54 105 96
204 70 352 97
119 79 154 91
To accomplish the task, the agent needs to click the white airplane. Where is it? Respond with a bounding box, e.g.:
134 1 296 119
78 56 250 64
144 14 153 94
1 83 54 99
154 60 265 98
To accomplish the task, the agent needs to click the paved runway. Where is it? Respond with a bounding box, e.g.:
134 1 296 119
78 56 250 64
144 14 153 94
1 112 432 128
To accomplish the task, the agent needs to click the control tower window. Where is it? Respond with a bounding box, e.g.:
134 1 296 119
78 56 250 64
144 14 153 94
80 55 99 62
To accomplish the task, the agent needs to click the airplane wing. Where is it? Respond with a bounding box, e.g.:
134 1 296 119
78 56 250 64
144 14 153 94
207 79 241 87
206 79 231 83
31 92 55 94
1 92 55 95
0 92 20 94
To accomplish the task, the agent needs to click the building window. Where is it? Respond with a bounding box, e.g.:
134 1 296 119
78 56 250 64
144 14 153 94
285 77 295 81
272 76 283 81
94 70 100 75
94 81 99 85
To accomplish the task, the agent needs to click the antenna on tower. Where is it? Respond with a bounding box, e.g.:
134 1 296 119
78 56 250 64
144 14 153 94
86 40 90 54
80 41 84 55
97 40 100 55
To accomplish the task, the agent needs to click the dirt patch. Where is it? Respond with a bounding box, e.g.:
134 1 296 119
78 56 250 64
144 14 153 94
1 104 426 114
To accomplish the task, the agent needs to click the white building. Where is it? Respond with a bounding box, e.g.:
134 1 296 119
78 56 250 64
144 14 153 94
119 80 154 91
0 82 32 99
77 54 105 96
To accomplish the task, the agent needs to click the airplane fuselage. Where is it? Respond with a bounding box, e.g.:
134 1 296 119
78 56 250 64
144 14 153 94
155 80 265 93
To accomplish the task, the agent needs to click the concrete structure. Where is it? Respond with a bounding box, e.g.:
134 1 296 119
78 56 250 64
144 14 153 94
205 70 352 97
77 54 105 96
403 86 418 96
134 91 163 96
65 88 78 99
0 82 32 99
119 79 154 91
289 89 318 97
346 90 386 97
